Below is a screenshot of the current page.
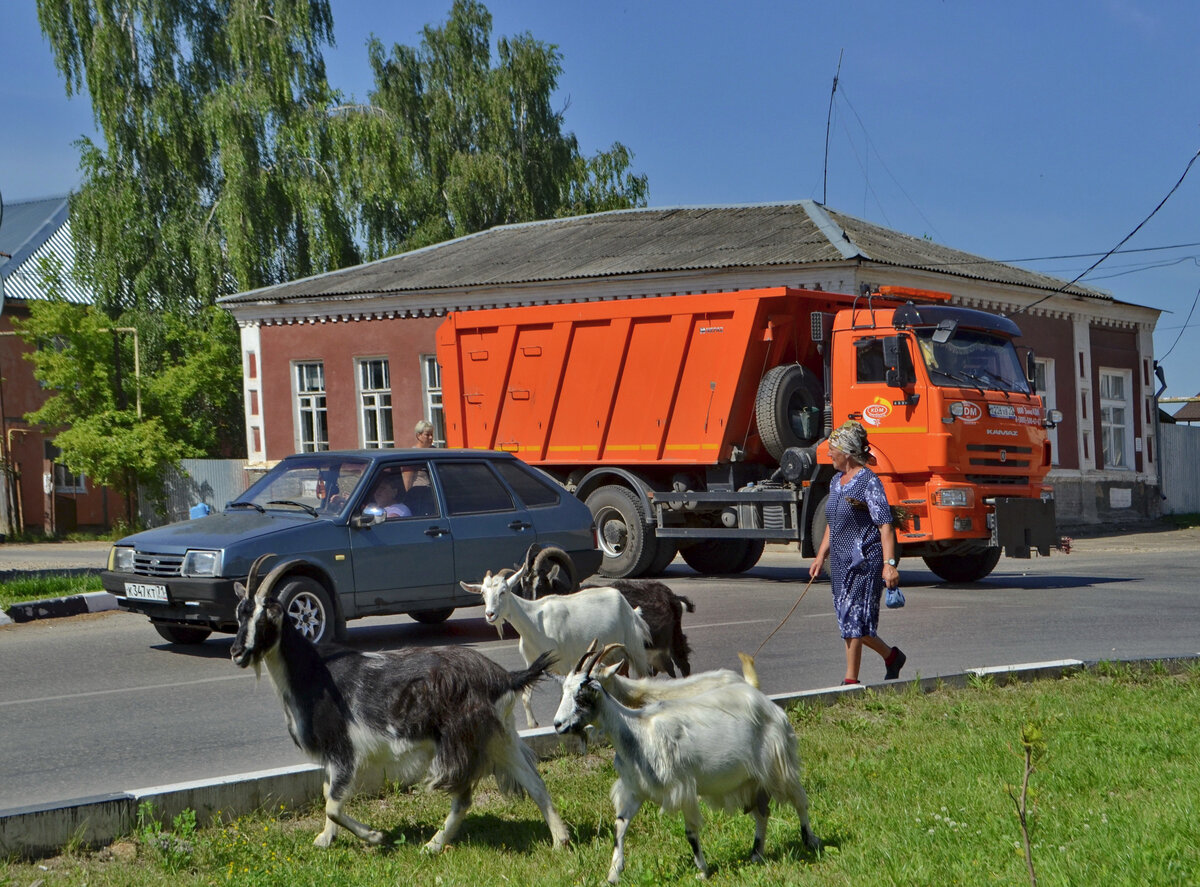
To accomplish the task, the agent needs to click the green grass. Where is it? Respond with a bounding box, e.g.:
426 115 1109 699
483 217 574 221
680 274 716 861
0 573 104 610
4 666 1200 886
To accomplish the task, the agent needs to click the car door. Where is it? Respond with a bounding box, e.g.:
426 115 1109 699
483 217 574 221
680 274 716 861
348 460 455 614
839 332 929 476
432 459 538 594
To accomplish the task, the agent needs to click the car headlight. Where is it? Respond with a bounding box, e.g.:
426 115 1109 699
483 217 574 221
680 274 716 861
110 546 135 572
933 488 974 508
181 549 222 577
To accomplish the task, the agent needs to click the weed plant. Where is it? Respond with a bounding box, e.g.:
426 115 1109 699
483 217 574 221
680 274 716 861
3 666 1198 886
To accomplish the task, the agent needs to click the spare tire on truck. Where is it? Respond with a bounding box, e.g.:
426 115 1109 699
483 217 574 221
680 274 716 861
755 364 824 460
586 485 657 578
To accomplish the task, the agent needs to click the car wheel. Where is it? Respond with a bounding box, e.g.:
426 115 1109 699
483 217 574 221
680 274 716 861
587 485 656 578
410 607 455 624
277 577 336 645
152 623 212 645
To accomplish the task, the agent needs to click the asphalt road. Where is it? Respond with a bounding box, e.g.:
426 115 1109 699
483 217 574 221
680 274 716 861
2 526 1198 811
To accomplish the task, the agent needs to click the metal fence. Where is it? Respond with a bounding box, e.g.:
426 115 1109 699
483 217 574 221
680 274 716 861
1160 424 1200 515
138 459 249 527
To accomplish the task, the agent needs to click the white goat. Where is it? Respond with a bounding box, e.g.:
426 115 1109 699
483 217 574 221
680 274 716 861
554 643 821 883
461 563 652 727
232 554 570 853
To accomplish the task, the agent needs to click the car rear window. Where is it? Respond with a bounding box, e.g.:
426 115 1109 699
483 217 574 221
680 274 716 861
436 462 516 514
494 460 561 507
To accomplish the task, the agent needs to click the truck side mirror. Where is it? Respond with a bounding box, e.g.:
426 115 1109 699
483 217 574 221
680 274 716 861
1026 351 1037 387
882 337 904 389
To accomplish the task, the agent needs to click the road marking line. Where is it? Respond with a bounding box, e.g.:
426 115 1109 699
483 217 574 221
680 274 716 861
0 674 249 708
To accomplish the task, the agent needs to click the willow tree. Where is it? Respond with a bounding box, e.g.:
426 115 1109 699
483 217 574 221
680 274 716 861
356 0 648 254
32 0 647 483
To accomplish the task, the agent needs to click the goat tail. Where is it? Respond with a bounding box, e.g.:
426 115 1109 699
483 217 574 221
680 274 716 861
508 650 556 695
675 593 696 613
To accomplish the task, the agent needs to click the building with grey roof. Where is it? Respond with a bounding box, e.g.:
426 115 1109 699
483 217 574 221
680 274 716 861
222 199 1161 527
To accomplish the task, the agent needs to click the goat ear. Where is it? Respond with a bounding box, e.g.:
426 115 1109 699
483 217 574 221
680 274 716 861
598 661 622 680
460 581 483 595
234 581 248 600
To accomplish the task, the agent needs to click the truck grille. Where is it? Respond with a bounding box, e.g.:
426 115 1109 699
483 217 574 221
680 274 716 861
966 444 1031 485
131 551 185 578
965 474 1031 486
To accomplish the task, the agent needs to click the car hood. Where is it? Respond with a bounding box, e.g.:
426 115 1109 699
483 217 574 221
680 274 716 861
114 510 331 553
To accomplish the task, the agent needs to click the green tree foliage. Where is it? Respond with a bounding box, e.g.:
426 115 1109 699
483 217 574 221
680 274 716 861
31 0 646 491
359 0 648 253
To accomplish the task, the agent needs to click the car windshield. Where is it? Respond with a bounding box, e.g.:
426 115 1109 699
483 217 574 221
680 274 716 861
913 328 1031 394
232 456 371 515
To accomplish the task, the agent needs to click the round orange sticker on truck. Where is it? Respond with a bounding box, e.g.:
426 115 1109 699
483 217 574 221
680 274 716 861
863 398 892 426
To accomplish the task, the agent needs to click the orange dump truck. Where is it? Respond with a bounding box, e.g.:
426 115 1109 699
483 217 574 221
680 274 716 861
436 285 1060 580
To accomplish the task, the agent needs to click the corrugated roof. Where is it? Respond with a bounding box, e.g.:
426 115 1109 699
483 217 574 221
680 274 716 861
0 195 95 306
220 200 1109 308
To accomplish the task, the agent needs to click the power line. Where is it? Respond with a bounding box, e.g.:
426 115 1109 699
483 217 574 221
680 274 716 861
1016 147 1200 313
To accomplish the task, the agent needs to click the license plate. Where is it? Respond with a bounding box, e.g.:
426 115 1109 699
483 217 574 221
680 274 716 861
124 582 169 603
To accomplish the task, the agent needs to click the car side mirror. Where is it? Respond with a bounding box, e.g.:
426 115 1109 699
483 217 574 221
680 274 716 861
351 505 386 529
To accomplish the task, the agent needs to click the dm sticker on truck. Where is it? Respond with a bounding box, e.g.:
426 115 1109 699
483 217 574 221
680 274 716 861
954 401 982 423
862 398 893 426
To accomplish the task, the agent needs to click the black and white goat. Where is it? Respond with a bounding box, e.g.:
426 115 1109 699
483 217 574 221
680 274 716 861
585 578 695 677
231 554 570 853
554 643 820 883
462 562 652 727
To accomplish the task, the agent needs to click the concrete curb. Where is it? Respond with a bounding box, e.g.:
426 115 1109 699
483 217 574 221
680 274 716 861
3 654 1197 859
3 591 118 624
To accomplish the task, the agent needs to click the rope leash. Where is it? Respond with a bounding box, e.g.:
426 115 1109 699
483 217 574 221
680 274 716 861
750 573 817 659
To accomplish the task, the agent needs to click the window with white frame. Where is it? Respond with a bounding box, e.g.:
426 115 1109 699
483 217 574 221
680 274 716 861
1099 368 1134 470
1033 358 1059 465
421 354 446 446
54 463 87 494
358 358 394 448
295 361 329 452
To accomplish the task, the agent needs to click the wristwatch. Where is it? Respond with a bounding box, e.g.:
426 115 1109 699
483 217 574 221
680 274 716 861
886 558 899 567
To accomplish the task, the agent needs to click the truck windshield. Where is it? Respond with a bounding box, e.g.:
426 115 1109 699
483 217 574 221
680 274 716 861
233 456 371 515
913 328 1032 394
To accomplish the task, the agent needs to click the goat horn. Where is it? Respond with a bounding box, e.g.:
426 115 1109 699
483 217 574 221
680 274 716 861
254 557 306 603
573 638 600 673
506 562 527 591
586 642 627 678
245 553 275 597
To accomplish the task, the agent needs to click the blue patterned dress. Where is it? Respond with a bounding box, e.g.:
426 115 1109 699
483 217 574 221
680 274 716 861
825 467 894 639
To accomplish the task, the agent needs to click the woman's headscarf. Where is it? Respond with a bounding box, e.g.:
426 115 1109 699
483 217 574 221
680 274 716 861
828 420 875 466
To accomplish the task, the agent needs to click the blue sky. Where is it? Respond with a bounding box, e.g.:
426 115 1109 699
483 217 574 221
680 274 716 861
3 1 1199 403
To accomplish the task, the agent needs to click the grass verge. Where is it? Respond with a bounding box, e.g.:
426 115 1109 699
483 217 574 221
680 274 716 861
0 573 104 610
3 665 1198 885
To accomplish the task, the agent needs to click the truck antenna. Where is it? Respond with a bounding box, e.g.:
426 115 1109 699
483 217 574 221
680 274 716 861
822 49 844 206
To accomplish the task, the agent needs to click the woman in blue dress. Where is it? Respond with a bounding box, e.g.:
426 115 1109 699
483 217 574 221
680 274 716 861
809 421 906 684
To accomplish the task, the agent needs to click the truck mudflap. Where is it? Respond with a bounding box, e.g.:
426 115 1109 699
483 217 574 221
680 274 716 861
989 497 1056 558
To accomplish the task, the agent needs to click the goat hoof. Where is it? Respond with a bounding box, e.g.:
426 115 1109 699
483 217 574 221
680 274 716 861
313 832 335 848
421 838 448 855
364 830 386 845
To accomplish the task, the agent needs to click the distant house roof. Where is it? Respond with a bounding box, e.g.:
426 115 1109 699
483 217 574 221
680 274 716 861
220 199 1111 312
1173 397 1200 423
0 195 94 308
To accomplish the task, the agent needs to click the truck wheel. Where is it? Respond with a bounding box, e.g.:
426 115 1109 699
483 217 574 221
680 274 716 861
681 539 755 574
733 539 766 573
587 485 656 578
806 493 830 561
152 623 212 645
923 547 1002 583
755 364 824 460
277 577 337 645
645 539 678 575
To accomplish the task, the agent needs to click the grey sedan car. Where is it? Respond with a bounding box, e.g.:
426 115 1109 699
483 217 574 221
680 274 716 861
101 449 601 646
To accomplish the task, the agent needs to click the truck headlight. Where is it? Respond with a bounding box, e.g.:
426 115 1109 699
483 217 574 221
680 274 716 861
110 546 135 572
182 549 222 577
933 488 974 508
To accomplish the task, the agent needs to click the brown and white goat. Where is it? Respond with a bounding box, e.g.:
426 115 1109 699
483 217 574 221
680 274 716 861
230 554 570 853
